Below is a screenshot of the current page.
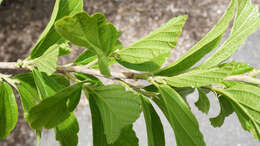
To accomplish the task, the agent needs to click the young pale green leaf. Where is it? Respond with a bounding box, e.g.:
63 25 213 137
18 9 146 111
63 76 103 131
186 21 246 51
55 12 119 76
141 96 165 146
195 88 210 114
116 15 187 72
156 61 253 88
209 95 234 127
156 0 236 76
0 82 18 139
157 84 206 146
31 45 59 76
156 67 229 88
88 85 141 143
87 89 139 146
200 0 260 68
27 82 83 129
55 114 79 146
30 0 83 58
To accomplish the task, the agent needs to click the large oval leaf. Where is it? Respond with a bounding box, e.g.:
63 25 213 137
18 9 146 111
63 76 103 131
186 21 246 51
116 15 187 72
0 82 18 139
88 85 141 143
157 84 205 146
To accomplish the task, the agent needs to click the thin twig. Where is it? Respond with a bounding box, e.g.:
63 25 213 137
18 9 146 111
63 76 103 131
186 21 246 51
0 62 20 70
0 62 129 79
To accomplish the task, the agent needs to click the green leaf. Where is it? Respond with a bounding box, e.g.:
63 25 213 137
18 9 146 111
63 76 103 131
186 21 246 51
27 82 83 129
157 84 205 146
58 42 72 56
15 73 39 113
141 96 165 146
209 95 234 127
116 15 187 72
30 0 83 58
116 53 170 72
195 88 210 114
33 68 80 112
0 82 18 139
32 68 60 99
220 84 260 113
109 125 139 146
200 0 260 68
31 44 59 76
74 49 97 65
0 0 3 4
55 12 119 76
86 88 139 146
156 61 252 88
156 0 236 76
156 67 229 88
74 72 103 86
213 85 260 140
87 85 141 143
55 114 79 146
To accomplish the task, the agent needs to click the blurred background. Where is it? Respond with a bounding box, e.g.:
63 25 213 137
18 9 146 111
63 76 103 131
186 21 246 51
0 0 260 146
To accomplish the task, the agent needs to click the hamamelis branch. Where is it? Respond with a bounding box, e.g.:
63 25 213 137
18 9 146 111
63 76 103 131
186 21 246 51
2 61 260 85
0 62 139 80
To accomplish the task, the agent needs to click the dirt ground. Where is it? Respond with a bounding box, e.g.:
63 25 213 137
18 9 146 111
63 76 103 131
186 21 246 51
0 0 260 145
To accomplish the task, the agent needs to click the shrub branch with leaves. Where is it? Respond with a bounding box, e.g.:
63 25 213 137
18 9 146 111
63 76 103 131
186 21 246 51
0 0 260 146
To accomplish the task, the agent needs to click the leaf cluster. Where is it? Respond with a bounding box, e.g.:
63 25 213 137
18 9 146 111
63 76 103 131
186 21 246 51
0 0 260 146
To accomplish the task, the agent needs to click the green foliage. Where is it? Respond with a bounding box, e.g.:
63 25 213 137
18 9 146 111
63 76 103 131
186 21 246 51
156 0 236 76
213 84 260 138
0 82 18 139
209 95 234 127
86 85 141 143
155 61 254 88
195 88 210 114
157 84 206 146
88 92 139 146
1 0 260 145
55 12 120 76
200 0 260 68
141 96 165 146
30 0 83 58
116 15 187 71
55 114 79 146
